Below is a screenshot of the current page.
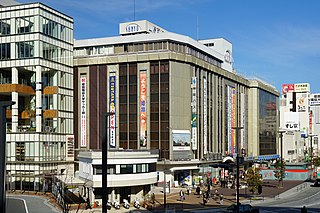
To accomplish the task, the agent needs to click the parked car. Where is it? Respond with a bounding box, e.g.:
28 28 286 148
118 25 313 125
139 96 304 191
223 204 259 213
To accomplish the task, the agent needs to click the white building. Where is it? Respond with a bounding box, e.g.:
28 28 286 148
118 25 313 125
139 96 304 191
280 83 319 162
78 150 158 204
1 2 74 190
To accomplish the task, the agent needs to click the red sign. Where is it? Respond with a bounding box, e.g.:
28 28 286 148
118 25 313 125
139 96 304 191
282 84 295 94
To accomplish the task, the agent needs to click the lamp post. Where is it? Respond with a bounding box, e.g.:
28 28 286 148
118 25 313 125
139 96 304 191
102 112 115 213
278 129 286 186
0 101 15 213
162 158 167 212
232 126 243 213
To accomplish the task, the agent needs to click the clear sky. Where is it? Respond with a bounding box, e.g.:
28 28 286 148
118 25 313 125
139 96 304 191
18 0 320 93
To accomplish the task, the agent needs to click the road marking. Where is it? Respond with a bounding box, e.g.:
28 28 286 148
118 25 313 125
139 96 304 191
8 197 29 213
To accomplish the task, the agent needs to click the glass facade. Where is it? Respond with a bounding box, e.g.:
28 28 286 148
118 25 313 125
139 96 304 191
0 3 74 191
259 90 278 155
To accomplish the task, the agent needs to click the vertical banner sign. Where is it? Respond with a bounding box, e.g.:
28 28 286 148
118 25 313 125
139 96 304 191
227 86 232 155
109 75 116 148
140 71 147 147
240 93 246 150
191 77 197 150
80 77 86 147
203 77 207 155
231 88 236 156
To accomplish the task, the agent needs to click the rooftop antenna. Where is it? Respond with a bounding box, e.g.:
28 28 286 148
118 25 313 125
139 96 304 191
134 0 136 21
196 16 199 40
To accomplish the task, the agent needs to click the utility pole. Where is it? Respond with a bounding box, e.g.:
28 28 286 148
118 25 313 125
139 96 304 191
102 112 115 213
309 134 318 163
233 126 243 213
0 101 15 213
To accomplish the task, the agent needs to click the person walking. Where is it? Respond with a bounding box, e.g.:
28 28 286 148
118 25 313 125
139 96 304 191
85 197 92 210
219 193 224 205
180 190 185 201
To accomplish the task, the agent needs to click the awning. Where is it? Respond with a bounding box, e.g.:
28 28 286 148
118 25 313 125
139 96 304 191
257 154 280 161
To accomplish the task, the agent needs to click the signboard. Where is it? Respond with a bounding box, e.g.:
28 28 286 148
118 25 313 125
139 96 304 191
120 20 166 35
140 71 147 147
191 77 197 150
203 77 207 155
282 84 295 94
227 86 236 156
80 77 87 147
284 112 300 130
294 83 310 93
296 93 307 112
66 135 74 158
173 130 190 151
309 94 320 106
240 93 246 150
109 75 116 148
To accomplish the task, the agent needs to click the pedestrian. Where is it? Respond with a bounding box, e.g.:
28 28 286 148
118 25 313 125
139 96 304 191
180 189 185 201
219 193 224 205
215 189 218 196
86 197 92 210
151 193 155 204
202 193 207 205
196 186 201 195
301 206 307 213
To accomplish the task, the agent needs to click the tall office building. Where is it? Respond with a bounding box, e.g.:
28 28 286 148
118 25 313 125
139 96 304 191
0 2 74 190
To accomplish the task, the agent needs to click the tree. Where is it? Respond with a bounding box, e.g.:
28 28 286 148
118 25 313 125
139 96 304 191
313 157 320 167
245 167 262 194
273 159 286 187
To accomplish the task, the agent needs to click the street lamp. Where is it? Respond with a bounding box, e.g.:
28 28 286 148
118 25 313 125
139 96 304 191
0 101 15 213
102 112 115 213
232 126 243 213
162 158 168 212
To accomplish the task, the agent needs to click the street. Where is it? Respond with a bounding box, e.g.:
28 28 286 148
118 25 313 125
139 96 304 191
7 195 60 213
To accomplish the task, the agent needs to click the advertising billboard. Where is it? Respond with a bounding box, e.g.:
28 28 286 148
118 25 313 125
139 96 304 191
173 130 190 151
294 83 310 93
227 86 236 156
109 75 116 148
296 93 307 112
140 71 147 147
191 77 197 150
203 77 207 155
282 84 295 94
80 76 87 147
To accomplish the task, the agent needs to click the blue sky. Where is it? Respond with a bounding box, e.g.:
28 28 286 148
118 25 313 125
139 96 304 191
19 0 320 93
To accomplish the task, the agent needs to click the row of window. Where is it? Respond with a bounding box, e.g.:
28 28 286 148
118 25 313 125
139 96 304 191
0 41 72 66
0 16 73 43
99 163 156 175
74 41 222 68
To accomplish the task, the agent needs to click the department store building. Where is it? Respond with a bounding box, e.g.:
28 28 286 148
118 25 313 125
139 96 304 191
73 20 279 202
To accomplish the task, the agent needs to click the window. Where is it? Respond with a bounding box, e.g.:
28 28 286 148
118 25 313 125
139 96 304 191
16 16 34 34
0 19 10 35
120 164 133 174
107 165 116 174
17 41 34 58
0 43 10 60
93 165 102 175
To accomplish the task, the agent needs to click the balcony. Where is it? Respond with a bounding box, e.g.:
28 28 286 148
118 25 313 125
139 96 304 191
43 86 58 94
0 84 35 95
43 110 58 118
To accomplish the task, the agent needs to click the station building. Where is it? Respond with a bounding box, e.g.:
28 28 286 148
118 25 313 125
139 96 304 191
73 20 279 202
0 2 74 190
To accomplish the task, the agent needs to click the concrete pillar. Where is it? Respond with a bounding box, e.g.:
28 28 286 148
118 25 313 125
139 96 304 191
11 67 18 132
35 66 42 132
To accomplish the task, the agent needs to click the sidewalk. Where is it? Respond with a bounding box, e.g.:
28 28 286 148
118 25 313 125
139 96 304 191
69 180 306 212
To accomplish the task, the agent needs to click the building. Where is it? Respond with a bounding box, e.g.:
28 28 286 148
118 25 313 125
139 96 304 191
1 2 74 190
73 20 279 201
78 150 158 204
280 83 319 162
